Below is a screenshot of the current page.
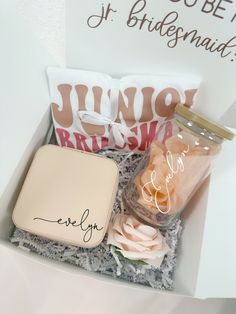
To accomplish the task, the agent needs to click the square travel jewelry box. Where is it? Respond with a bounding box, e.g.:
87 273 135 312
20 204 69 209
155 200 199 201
12 145 119 248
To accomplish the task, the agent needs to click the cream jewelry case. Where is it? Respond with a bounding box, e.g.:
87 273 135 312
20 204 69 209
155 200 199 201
12 145 119 248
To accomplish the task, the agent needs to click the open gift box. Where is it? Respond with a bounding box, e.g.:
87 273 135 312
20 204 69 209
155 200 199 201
1 1 236 300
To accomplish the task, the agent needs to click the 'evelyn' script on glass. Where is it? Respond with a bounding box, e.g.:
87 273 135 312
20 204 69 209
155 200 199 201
141 145 189 214
33 209 103 243
87 0 236 62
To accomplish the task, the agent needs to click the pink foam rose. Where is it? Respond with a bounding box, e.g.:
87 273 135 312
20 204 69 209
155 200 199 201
107 214 170 268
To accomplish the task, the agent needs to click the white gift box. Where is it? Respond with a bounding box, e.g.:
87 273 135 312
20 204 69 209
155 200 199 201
0 1 236 300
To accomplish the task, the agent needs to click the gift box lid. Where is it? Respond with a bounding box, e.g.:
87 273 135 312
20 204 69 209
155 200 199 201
66 0 236 121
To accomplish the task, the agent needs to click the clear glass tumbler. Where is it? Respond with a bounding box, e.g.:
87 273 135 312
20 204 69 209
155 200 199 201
122 104 235 228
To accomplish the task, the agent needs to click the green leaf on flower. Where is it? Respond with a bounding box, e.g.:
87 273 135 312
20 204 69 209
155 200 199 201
113 248 147 266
